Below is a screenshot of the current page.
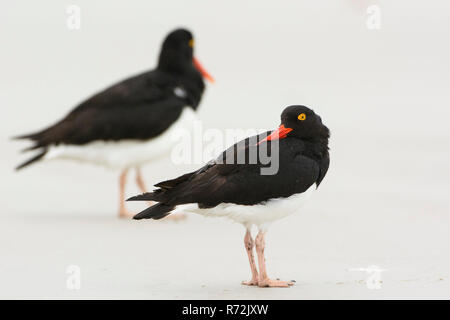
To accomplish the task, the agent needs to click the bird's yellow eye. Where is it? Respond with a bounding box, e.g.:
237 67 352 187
189 39 194 47
298 113 306 121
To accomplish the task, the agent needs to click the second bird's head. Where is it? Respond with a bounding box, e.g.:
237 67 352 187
158 28 214 83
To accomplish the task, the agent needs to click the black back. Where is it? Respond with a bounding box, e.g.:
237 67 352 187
152 137 328 207
130 106 330 208
17 28 205 151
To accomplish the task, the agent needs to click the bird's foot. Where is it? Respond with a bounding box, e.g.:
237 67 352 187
163 213 187 221
118 209 135 219
242 278 259 286
257 278 294 288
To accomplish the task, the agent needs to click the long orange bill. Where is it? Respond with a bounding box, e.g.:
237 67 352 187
193 57 215 83
258 125 293 145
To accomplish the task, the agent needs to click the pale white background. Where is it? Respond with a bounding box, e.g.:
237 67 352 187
1 0 449 299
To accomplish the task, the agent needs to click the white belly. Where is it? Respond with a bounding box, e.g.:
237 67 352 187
44 107 197 169
179 184 316 229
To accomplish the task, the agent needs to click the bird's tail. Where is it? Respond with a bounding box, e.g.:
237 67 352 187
15 149 47 170
13 128 49 170
12 129 46 141
127 192 158 201
132 203 175 220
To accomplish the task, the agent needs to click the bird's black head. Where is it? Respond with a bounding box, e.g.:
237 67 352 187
280 105 329 140
158 29 193 69
157 28 214 83
261 105 329 143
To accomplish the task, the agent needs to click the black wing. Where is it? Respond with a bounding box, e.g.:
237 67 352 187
16 70 187 148
130 134 325 208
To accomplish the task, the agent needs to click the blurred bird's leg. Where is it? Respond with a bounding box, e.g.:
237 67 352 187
135 167 148 193
135 167 155 206
118 169 133 218
255 230 294 288
242 228 259 286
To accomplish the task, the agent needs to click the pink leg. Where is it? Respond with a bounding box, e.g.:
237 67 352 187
255 231 294 288
242 229 259 286
135 167 154 207
135 167 148 193
118 169 133 218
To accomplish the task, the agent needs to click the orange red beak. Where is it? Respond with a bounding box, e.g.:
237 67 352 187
193 57 215 83
258 125 293 145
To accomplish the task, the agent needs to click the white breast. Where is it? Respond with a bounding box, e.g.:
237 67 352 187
178 184 316 229
44 107 198 169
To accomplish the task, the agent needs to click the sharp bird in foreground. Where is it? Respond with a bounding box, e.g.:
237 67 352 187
129 105 330 287
14 28 214 218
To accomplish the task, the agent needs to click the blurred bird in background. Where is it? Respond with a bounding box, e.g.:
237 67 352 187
14 28 214 218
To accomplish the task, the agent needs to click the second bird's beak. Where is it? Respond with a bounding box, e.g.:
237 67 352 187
258 125 293 145
193 57 215 83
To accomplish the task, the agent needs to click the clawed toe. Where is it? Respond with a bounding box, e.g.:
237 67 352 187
258 278 294 288
242 279 259 286
163 213 187 221
241 278 294 287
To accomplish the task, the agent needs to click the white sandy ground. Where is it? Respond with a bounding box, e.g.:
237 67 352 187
1 132 449 299
1 1 450 299
0 193 449 300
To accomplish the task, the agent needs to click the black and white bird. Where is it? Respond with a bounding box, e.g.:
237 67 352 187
15 28 214 218
129 105 330 287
